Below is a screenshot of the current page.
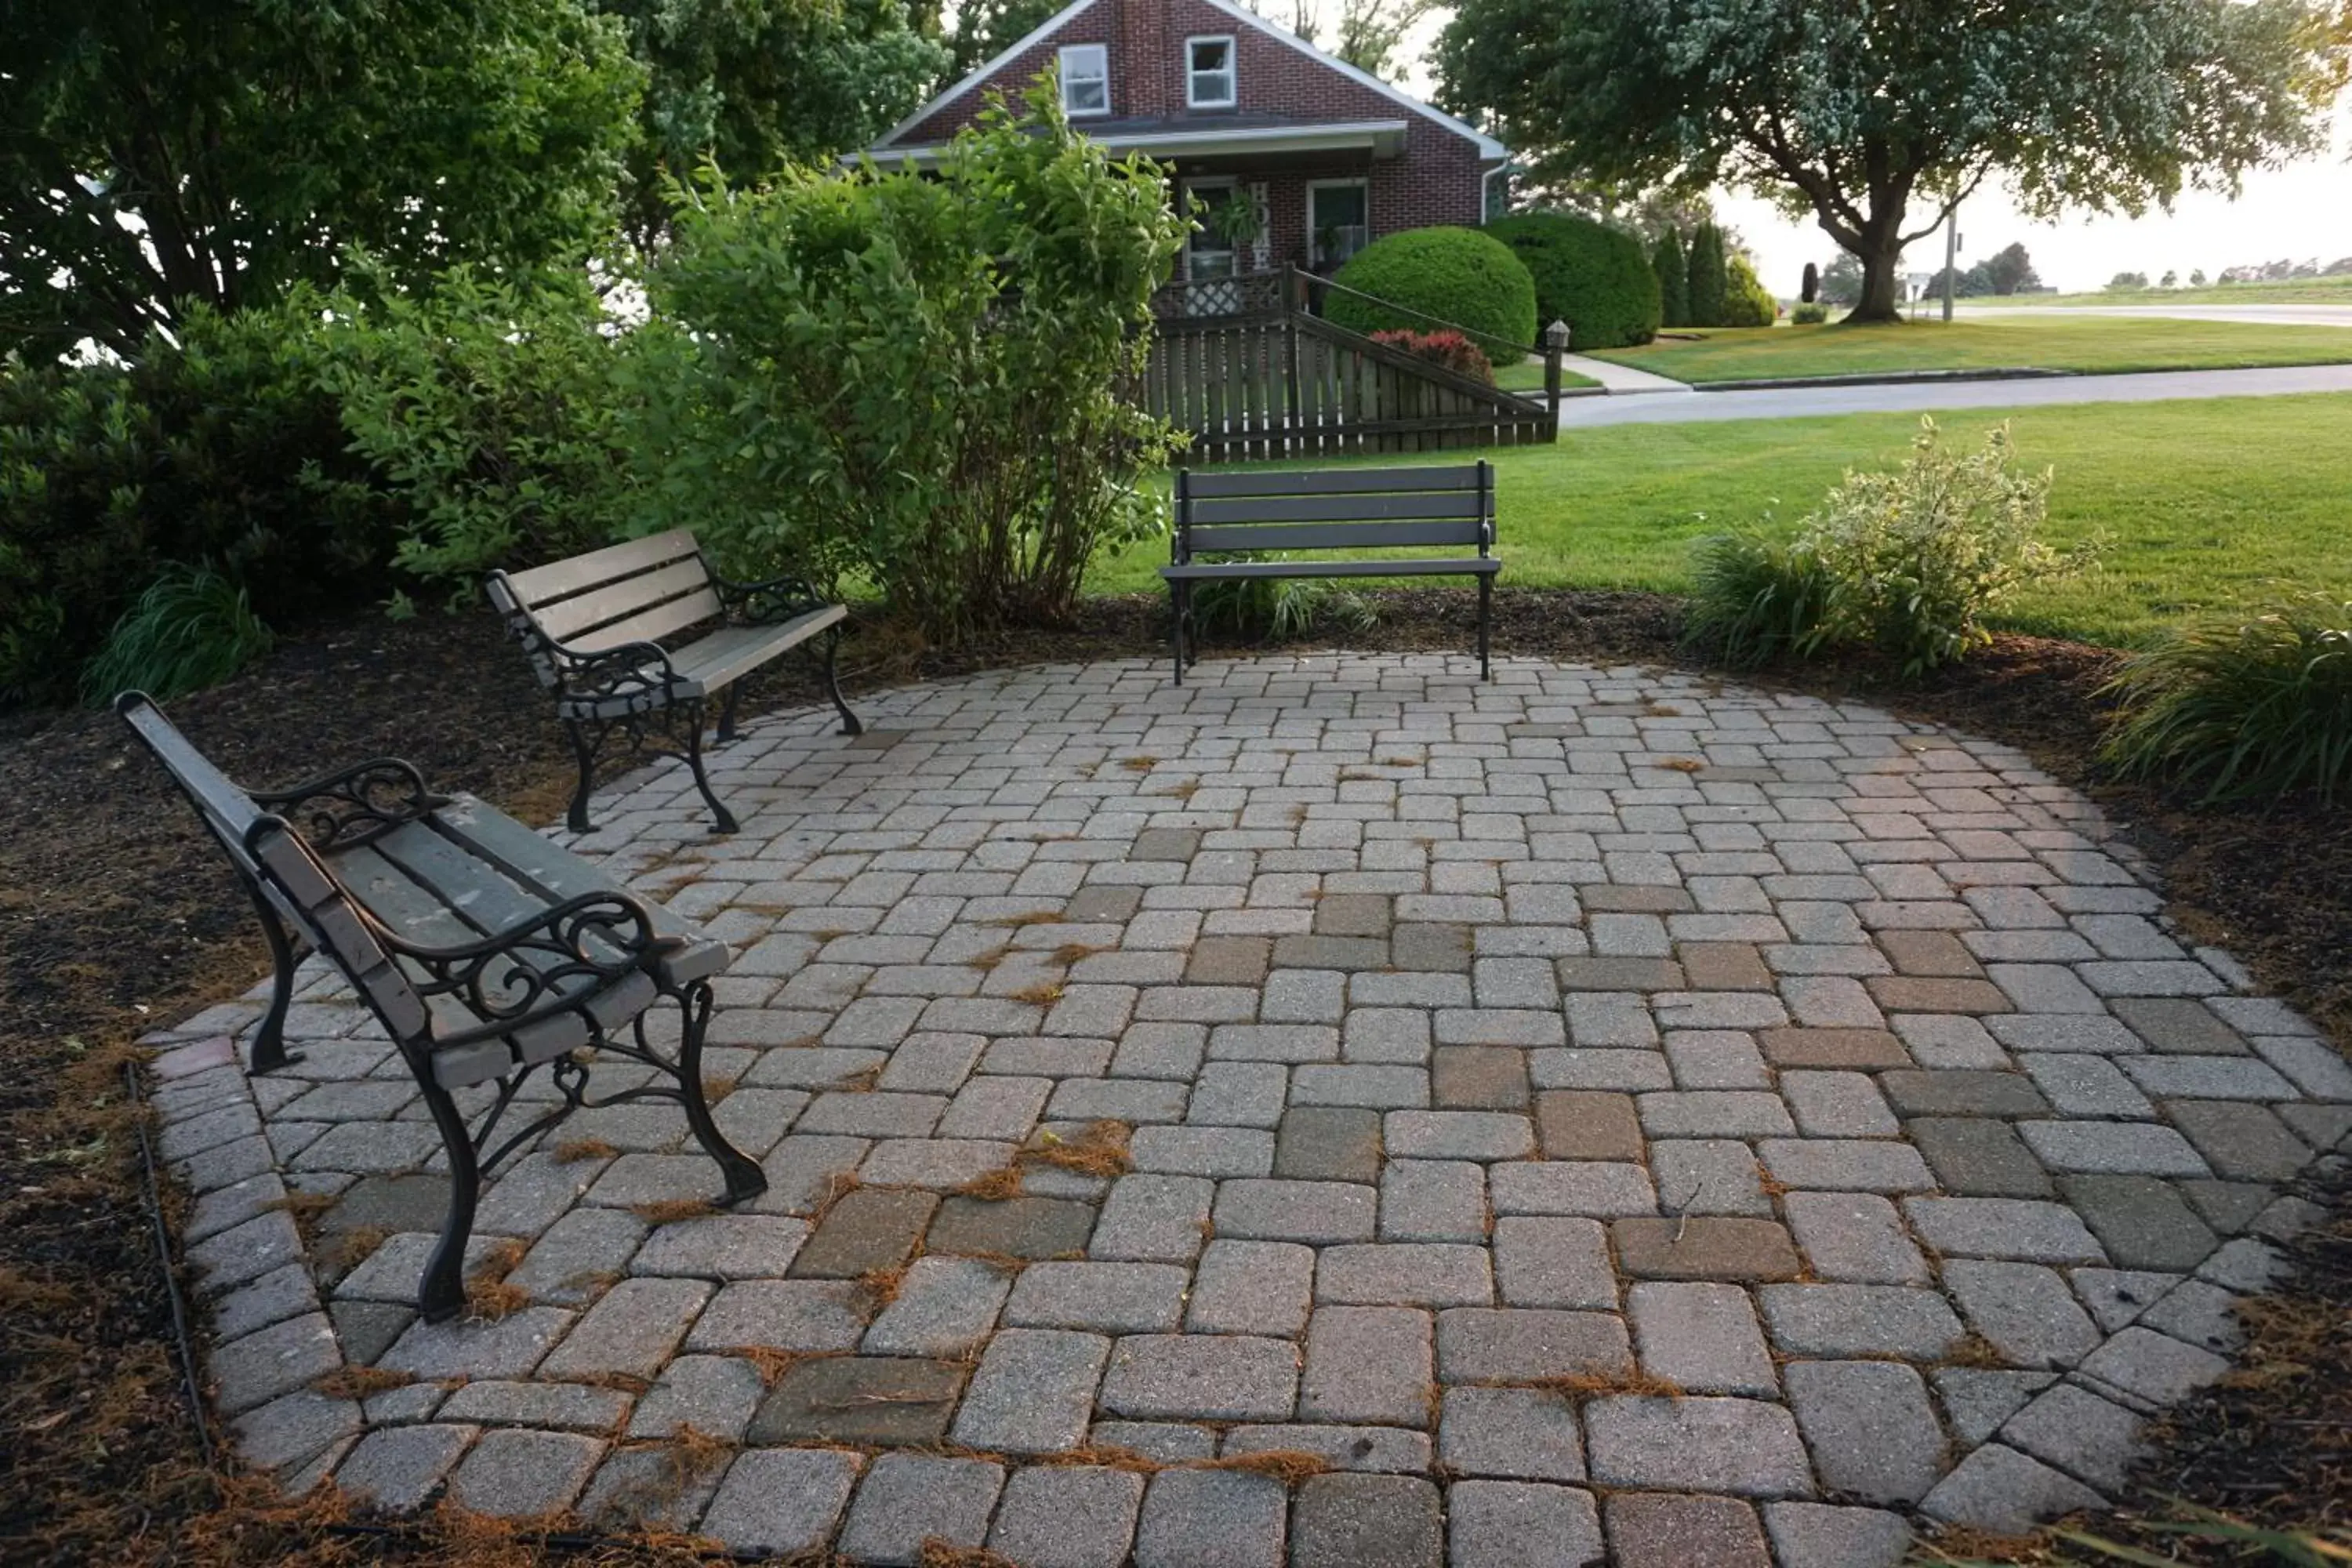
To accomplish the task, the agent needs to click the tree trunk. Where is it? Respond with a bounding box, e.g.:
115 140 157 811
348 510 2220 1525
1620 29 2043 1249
1846 240 1906 323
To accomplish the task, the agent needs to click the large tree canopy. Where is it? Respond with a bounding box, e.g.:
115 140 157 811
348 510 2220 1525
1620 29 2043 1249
1436 0 2350 321
601 0 946 234
2 0 644 359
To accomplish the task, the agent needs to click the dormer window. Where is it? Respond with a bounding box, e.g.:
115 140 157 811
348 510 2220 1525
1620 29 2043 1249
1186 36 1236 108
1059 44 1109 116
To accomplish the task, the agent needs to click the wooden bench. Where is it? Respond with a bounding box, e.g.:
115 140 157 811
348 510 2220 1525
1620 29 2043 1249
1163 462 1501 684
486 530 862 836
119 694 766 1322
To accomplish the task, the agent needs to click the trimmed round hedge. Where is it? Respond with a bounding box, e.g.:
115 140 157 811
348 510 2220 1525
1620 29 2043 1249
1325 227 1537 359
1483 212 1661 350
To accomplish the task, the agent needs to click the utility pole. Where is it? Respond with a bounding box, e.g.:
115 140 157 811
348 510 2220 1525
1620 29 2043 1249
1941 207 1960 323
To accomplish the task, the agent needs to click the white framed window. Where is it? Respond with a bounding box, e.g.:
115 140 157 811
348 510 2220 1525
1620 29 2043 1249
1058 44 1109 117
1308 179 1370 270
1185 35 1236 108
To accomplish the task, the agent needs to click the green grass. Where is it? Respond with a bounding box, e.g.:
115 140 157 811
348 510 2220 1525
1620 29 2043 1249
1582 317 2352 384
1967 275 2352 308
1095 392 2352 648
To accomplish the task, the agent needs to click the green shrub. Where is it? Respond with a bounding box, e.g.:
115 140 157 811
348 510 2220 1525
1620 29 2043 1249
1682 530 1840 670
0 296 396 706
1722 256 1778 328
630 83 1186 644
1686 221 1728 326
1653 230 1690 328
1481 212 1660 350
331 267 637 601
1190 562 1377 642
1686 419 2088 677
1790 302 1831 325
1326 227 1538 358
78 563 276 704
2100 590 2352 801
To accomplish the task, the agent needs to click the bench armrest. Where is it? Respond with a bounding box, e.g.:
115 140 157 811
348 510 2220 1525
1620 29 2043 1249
381 889 684 1046
713 571 830 627
255 758 449 851
553 637 681 704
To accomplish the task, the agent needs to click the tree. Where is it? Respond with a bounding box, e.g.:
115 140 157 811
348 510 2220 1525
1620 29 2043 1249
1247 0 1436 78
1817 254 1864 307
1927 262 1996 298
1653 230 1690 327
601 0 947 238
2190 268 2209 285
1801 262 1819 304
2160 269 2179 288
3 0 644 360
1686 221 1728 325
2107 271 2151 290
1983 242 2041 296
921 0 1062 84
1436 0 2349 323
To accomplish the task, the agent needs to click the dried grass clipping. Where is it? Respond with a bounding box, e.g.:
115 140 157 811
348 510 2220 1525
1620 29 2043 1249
1017 1120 1132 1179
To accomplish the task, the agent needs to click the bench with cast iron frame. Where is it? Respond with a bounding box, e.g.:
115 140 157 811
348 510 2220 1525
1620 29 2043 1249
119 693 766 1323
1162 461 1501 684
486 528 862 836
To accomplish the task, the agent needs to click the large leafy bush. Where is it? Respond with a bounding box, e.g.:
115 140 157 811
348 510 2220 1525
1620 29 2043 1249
1483 212 1661 349
2101 591 2352 802
1686 419 2089 676
0 297 396 703
331 268 637 601
1722 256 1779 328
629 85 1186 644
1326 227 1538 359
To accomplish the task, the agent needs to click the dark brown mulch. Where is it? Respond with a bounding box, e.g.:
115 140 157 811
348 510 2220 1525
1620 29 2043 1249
0 586 2344 1564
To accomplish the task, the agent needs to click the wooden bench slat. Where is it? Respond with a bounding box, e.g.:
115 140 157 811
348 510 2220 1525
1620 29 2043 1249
531 557 717 642
1186 520 1486 554
561 586 727 655
668 608 848 693
501 529 700 604
1187 492 1488 525
1163 557 1501 580
1181 464 1486 498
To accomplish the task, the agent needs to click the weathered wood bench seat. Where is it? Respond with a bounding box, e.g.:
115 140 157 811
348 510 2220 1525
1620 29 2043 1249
1163 462 1500 683
120 694 765 1322
487 529 862 835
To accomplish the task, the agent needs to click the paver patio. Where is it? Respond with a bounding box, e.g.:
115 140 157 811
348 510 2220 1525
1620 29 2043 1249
144 653 2352 1566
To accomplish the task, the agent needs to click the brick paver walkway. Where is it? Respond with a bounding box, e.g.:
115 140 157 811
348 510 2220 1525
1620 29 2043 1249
147 655 2352 1566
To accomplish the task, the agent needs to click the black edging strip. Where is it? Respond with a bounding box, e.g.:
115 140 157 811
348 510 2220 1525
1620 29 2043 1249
125 1058 219 1475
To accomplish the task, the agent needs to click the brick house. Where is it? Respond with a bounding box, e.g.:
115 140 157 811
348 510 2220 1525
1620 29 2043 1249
866 0 1510 296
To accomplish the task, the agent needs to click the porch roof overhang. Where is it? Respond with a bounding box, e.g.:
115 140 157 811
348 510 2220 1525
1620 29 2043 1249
855 119 1411 171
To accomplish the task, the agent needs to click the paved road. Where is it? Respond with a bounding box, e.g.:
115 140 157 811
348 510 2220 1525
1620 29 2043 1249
158 652 2347 1561
1958 302 2352 329
1555 361 2352 427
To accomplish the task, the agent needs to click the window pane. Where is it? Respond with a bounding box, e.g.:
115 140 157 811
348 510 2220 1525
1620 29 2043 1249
1060 47 1106 113
1314 185 1367 227
1191 39 1229 71
1189 38 1234 103
1065 77 1107 111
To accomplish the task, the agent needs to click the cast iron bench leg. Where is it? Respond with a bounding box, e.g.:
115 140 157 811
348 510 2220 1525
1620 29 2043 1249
242 880 304 1074
1479 573 1493 681
682 699 739 835
564 718 602 834
716 684 740 746
823 625 863 737
674 981 767 1204
416 1077 481 1323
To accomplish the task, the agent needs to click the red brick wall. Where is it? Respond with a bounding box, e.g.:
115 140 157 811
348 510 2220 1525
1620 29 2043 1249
887 0 1496 245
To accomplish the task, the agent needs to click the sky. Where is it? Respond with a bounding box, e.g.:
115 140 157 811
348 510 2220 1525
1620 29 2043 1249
1382 21 2352 296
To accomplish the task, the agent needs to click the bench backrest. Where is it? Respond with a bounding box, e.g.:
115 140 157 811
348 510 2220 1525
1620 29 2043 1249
486 529 721 688
1173 463 1494 561
116 694 434 1051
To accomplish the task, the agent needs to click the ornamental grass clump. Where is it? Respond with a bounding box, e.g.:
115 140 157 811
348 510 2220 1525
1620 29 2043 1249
1685 418 2089 677
2100 590 2352 803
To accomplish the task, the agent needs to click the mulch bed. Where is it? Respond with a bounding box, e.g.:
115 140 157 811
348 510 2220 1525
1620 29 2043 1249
0 587 2344 1564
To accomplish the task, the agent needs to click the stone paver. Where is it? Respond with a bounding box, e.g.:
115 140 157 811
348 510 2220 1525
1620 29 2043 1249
145 654 2348 1560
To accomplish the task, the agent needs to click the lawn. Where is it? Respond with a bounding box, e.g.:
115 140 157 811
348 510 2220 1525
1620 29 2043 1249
1582 317 2352 384
1091 391 2352 648
1494 359 1599 392
1969 277 2352 308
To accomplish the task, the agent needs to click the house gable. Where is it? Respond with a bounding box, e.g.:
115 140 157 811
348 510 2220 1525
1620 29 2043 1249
873 0 1504 162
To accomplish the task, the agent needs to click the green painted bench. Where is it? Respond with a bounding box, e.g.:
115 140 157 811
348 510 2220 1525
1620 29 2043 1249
1163 462 1501 684
119 694 765 1322
487 529 862 836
